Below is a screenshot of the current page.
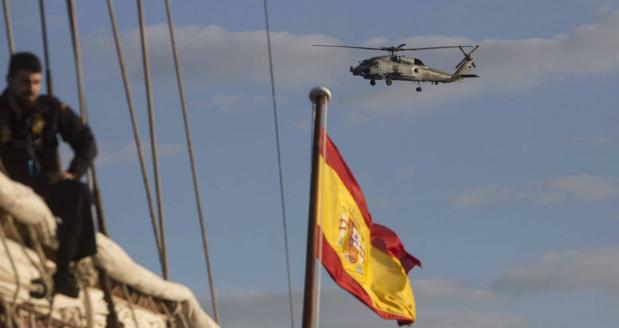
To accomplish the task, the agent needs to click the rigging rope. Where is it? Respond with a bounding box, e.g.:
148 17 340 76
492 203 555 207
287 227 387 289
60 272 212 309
105 0 164 275
162 0 219 322
121 284 140 328
65 2 120 325
65 0 88 122
262 1 296 327
65 0 107 234
1 0 14 54
136 0 169 280
38 0 53 95
0 217 21 321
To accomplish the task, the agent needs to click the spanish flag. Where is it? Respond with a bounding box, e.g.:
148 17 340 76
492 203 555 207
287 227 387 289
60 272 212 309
317 131 421 325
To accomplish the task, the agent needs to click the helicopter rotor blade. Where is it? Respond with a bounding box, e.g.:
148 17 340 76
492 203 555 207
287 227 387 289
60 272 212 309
398 45 475 51
312 44 385 51
458 46 467 56
396 43 407 49
455 45 480 69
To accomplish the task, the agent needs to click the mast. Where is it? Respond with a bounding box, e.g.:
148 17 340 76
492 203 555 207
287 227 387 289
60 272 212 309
302 87 331 328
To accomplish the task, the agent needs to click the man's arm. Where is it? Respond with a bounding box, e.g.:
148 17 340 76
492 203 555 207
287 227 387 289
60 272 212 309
57 103 97 179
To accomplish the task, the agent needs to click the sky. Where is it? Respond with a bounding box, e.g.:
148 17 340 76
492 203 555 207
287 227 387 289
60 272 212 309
1 0 618 327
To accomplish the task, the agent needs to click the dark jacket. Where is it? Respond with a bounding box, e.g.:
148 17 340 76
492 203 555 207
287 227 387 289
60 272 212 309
0 89 97 187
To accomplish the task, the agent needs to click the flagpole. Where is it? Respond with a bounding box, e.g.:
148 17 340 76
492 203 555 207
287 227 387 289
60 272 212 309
302 86 332 328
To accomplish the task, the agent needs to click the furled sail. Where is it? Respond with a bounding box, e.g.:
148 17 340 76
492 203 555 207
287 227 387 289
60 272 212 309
0 170 219 327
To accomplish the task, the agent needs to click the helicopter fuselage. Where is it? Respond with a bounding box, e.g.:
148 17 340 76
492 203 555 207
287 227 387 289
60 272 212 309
314 43 478 90
350 55 459 84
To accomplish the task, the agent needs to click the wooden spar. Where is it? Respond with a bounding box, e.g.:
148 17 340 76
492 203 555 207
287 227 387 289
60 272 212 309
302 87 332 328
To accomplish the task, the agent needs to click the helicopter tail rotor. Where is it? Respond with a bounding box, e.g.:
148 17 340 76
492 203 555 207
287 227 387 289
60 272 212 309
456 45 479 69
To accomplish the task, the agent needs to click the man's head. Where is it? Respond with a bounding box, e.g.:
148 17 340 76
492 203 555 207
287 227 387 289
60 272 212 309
6 52 42 109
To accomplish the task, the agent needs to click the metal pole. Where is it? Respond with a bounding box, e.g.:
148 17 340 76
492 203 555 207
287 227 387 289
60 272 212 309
163 0 218 321
38 0 53 95
2 0 15 55
301 87 331 328
136 0 169 279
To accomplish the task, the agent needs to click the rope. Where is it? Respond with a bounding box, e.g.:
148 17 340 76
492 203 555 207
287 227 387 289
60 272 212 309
1 0 15 55
162 1 219 322
171 302 190 328
82 286 94 328
0 219 21 321
0 296 15 328
121 284 140 328
6 219 47 285
313 104 328 328
262 2 296 327
160 300 177 327
66 0 106 232
65 0 88 122
38 0 53 95
44 296 55 327
136 0 169 280
105 0 164 270
65 3 120 325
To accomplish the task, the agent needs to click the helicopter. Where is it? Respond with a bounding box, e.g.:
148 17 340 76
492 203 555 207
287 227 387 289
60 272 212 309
313 43 479 92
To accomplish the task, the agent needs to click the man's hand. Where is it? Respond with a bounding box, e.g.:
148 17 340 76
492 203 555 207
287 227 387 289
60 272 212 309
61 171 77 180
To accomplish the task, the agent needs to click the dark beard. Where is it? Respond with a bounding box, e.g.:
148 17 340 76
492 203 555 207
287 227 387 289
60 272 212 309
15 93 36 110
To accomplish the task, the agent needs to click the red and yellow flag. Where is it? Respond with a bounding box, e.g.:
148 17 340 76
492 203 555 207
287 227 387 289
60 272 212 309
317 131 421 325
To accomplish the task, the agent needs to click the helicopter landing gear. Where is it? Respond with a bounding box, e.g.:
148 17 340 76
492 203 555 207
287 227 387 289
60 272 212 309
416 82 422 92
386 79 392 86
370 79 376 86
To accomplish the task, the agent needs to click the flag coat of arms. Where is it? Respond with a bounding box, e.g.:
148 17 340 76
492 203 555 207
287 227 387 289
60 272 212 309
316 131 421 325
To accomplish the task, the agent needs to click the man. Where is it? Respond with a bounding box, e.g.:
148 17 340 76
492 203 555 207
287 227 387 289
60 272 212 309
0 52 97 298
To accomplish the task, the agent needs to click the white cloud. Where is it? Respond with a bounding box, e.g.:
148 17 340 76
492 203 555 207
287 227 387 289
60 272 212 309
83 10 619 118
494 246 619 294
414 278 493 302
96 141 185 167
340 9 619 116
214 287 520 328
453 186 524 208
416 311 529 328
536 174 619 204
454 175 619 208
85 25 347 89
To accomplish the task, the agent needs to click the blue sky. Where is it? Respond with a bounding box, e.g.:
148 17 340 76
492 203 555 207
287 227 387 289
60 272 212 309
2 1 618 327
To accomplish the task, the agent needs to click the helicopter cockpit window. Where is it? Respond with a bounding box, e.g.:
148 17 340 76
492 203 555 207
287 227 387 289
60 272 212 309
414 58 425 66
